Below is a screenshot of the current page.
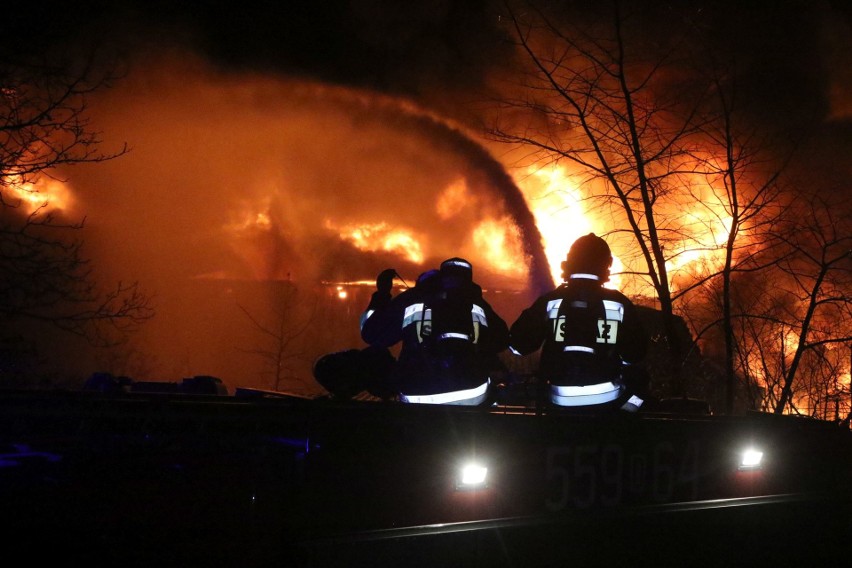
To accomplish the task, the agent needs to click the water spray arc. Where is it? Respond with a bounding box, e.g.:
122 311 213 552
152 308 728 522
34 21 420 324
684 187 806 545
305 82 554 294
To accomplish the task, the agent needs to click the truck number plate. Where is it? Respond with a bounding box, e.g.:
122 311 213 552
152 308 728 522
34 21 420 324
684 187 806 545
545 441 701 510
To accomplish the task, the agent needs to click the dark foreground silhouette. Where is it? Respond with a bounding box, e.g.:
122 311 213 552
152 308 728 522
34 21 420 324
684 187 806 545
1 388 851 567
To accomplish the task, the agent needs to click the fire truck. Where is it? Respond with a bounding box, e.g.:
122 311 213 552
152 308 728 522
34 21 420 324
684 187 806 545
1 384 850 566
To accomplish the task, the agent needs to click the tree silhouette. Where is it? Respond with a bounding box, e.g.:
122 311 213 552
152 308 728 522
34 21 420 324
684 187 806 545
486 1 849 416
237 281 319 393
770 191 851 414
0 46 153 353
487 1 717 397
677 54 794 414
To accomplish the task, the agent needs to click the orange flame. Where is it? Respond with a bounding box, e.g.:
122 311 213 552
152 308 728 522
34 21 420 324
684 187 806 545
436 178 469 220
513 164 622 288
329 220 424 264
4 176 72 213
662 183 733 277
513 163 747 293
472 217 526 278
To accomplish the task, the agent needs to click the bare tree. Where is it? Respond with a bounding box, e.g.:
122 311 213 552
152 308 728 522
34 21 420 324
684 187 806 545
769 192 851 414
486 1 847 416
705 190 851 418
0 46 153 349
631 12 848 417
487 1 718 395
238 281 319 393
676 57 795 414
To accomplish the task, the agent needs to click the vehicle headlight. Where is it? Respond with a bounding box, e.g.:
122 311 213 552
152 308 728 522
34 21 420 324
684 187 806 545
739 448 764 471
457 462 488 489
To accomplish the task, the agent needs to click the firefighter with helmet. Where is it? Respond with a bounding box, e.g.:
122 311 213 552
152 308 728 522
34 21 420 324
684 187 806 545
360 258 509 405
509 233 648 412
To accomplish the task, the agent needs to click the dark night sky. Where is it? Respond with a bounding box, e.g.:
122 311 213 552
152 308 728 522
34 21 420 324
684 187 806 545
4 2 849 161
11 1 851 119
13 4 851 203
11 1 850 187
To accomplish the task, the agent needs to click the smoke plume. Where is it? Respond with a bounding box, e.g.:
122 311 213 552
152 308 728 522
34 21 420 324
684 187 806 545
57 52 549 387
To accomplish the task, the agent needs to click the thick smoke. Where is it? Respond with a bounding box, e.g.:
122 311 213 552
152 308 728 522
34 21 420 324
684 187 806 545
58 52 549 387
8 1 850 390
72 54 549 282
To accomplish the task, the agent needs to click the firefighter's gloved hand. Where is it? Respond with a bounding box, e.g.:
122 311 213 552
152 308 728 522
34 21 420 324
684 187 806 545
376 269 396 295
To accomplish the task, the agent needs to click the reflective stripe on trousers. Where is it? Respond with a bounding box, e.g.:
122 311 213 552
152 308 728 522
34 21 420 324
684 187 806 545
563 345 595 354
401 379 490 405
550 381 621 406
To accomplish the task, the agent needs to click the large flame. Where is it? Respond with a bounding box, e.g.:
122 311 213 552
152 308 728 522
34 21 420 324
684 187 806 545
511 162 746 295
513 164 624 288
514 165 592 282
472 217 525 277
662 182 734 276
436 178 469 220
329 220 425 264
22 48 842 409
222 167 531 286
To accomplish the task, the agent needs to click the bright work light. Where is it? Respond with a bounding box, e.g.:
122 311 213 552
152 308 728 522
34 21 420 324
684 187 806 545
739 448 764 470
457 462 488 489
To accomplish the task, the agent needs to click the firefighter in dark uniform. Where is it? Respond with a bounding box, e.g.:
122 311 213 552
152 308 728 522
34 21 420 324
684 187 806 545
361 258 509 405
509 234 648 412
310 269 411 400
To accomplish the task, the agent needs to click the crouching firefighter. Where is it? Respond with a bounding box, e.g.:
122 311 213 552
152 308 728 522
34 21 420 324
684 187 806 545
312 270 403 400
509 233 649 412
361 258 509 406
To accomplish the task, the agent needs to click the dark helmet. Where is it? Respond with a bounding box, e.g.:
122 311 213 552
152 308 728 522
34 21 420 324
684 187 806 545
417 268 440 286
561 233 612 281
415 268 441 293
440 257 473 288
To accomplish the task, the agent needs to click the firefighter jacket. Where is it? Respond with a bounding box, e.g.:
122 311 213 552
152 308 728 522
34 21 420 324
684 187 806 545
509 274 647 407
361 280 509 404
